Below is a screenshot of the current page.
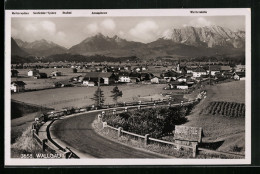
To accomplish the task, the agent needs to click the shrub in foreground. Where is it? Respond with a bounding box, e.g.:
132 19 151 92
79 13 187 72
103 106 190 138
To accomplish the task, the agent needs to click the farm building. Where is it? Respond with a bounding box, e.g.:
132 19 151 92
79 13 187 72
34 72 47 79
133 67 141 72
151 77 160 84
220 66 231 72
82 80 95 87
129 73 141 83
161 70 179 80
222 72 233 78
233 72 246 80
28 69 39 77
168 81 189 90
50 71 62 77
186 67 195 74
84 72 116 85
11 81 26 93
207 65 221 76
11 69 19 77
235 64 246 72
176 75 187 82
53 81 73 88
192 67 207 78
118 72 131 83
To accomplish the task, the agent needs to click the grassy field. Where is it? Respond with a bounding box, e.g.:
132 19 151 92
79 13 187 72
183 80 245 154
11 84 175 110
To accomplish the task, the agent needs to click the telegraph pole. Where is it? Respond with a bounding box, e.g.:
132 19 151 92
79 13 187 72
209 58 211 86
98 76 100 106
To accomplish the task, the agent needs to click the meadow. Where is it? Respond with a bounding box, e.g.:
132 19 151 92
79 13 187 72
11 84 173 110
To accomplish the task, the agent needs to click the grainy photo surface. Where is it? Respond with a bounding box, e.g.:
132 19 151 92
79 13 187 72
5 9 251 165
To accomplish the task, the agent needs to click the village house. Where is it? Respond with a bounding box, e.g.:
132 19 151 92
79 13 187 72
233 72 246 80
141 66 148 71
176 75 187 82
82 80 95 87
118 72 131 83
11 69 19 77
34 72 47 79
11 81 26 93
50 71 62 77
83 72 116 85
222 71 233 78
220 66 231 72
28 69 39 77
235 64 246 72
168 81 189 90
129 72 141 83
192 67 207 78
53 81 73 88
133 67 141 72
161 70 179 81
207 65 221 76
151 77 160 84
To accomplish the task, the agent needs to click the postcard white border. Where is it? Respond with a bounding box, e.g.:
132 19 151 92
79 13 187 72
5 8 251 166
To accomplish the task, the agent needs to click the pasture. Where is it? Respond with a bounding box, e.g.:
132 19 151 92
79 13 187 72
11 84 173 110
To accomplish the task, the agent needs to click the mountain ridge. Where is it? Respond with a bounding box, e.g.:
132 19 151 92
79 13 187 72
12 25 245 59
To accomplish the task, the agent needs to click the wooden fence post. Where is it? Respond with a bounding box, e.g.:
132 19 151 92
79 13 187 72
144 134 150 146
102 122 107 129
192 142 198 158
113 109 116 115
97 114 102 123
42 139 48 151
125 107 128 112
118 127 123 138
31 129 36 138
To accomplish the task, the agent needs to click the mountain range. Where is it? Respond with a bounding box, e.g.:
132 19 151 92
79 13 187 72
11 25 245 60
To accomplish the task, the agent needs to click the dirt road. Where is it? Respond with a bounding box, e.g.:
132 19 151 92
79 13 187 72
50 111 165 158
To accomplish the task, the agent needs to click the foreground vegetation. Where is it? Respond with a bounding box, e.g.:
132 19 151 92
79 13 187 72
103 104 196 138
11 126 47 158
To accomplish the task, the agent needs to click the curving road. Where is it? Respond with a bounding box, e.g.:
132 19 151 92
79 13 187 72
50 111 166 158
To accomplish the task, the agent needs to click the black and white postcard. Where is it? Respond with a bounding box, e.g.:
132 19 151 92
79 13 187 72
5 9 251 165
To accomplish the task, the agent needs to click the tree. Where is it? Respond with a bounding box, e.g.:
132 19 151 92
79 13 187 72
111 86 123 105
91 88 105 106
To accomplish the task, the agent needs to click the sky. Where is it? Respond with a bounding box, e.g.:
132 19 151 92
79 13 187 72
11 16 245 48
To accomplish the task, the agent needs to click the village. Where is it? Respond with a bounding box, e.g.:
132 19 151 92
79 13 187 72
10 60 245 93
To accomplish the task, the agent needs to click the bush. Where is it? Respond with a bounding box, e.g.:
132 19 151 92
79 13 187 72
103 106 191 138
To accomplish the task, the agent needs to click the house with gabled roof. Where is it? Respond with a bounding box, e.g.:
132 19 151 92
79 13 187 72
233 72 245 80
28 69 39 77
192 67 207 78
118 72 131 83
83 72 115 85
11 81 26 92
207 65 221 76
